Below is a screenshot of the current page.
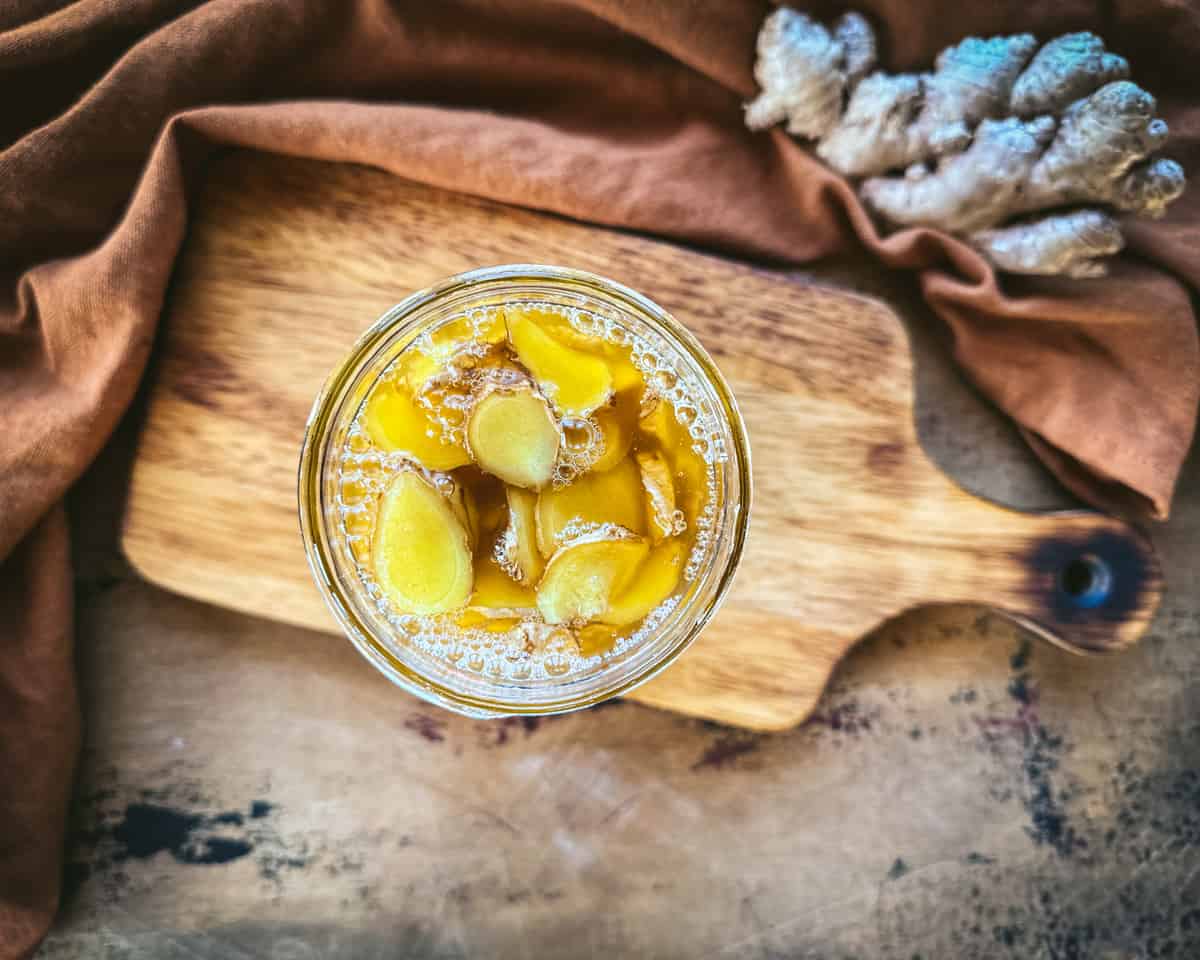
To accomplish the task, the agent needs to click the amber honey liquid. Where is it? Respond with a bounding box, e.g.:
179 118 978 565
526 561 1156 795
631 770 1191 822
333 302 725 681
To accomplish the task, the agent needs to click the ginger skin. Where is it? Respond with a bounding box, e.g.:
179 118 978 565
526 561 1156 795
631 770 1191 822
971 210 1124 278
745 8 875 139
746 10 1186 277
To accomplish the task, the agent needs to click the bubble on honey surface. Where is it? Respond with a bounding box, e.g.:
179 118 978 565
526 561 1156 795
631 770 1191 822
670 509 688 536
555 519 634 549
484 365 527 389
561 417 599 454
572 310 601 337
357 450 382 478
652 369 678 393
502 633 530 662
329 301 731 682
343 508 371 538
543 654 572 677
605 322 629 346
610 594 682 658
556 416 602 481
431 472 456 497
550 462 575 488
348 535 372 565
340 476 368 506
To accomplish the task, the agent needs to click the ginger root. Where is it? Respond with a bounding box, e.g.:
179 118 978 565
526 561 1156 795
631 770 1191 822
746 10 1186 277
746 9 875 139
971 209 1123 279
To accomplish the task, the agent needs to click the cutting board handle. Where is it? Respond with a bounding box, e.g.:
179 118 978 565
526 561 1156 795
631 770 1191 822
919 486 1164 655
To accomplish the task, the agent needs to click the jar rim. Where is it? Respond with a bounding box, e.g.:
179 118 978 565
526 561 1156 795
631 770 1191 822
298 264 752 717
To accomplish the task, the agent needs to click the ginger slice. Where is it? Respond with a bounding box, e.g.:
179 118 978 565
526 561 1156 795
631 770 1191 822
397 313 507 394
466 384 560 490
590 386 641 473
443 477 479 548
456 609 524 633
532 315 643 394
637 397 707 524
635 450 678 543
600 538 687 627
637 392 683 450
535 455 647 557
536 530 649 625
468 557 537 617
463 469 507 549
604 354 644 394
577 623 619 658
364 381 472 471
373 471 473 615
495 486 544 586
505 308 613 417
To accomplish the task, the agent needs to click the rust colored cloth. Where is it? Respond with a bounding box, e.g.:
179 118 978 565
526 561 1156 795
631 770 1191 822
1 0 1197 953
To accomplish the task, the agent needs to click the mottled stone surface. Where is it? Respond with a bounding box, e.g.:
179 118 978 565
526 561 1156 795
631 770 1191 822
41 256 1199 959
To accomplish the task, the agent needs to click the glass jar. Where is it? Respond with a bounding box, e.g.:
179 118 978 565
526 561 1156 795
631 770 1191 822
298 264 751 717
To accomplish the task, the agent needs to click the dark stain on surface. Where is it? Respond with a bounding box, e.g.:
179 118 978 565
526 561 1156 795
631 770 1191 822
257 851 312 882
488 715 543 746
949 687 978 705
1009 637 1032 671
809 699 878 735
112 803 253 865
405 713 447 743
692 731 763 771
993 924 1024 947
519 715 541 734
92 919 471 959
62 772 311 903
964 851 995 865
1025 734 1078 857
1111 749 1200 868
977 668 1079 857
887 857 909 880
959 858 1200 960
1008 674 1033 707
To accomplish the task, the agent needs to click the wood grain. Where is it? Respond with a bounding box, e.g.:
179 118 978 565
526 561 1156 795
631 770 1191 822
122 152 1163 730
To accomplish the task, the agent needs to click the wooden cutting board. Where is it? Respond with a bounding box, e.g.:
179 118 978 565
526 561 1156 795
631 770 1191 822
122 151 1163 731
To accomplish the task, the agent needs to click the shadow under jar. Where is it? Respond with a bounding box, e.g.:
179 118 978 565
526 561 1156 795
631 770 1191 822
299 265 752 718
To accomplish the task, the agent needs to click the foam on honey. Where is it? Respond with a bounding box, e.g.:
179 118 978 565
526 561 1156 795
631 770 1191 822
332 301 727 682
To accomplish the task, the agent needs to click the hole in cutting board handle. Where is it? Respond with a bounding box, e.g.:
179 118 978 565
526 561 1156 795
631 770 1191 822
1013 524 1162 655
1058 553 1112 609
